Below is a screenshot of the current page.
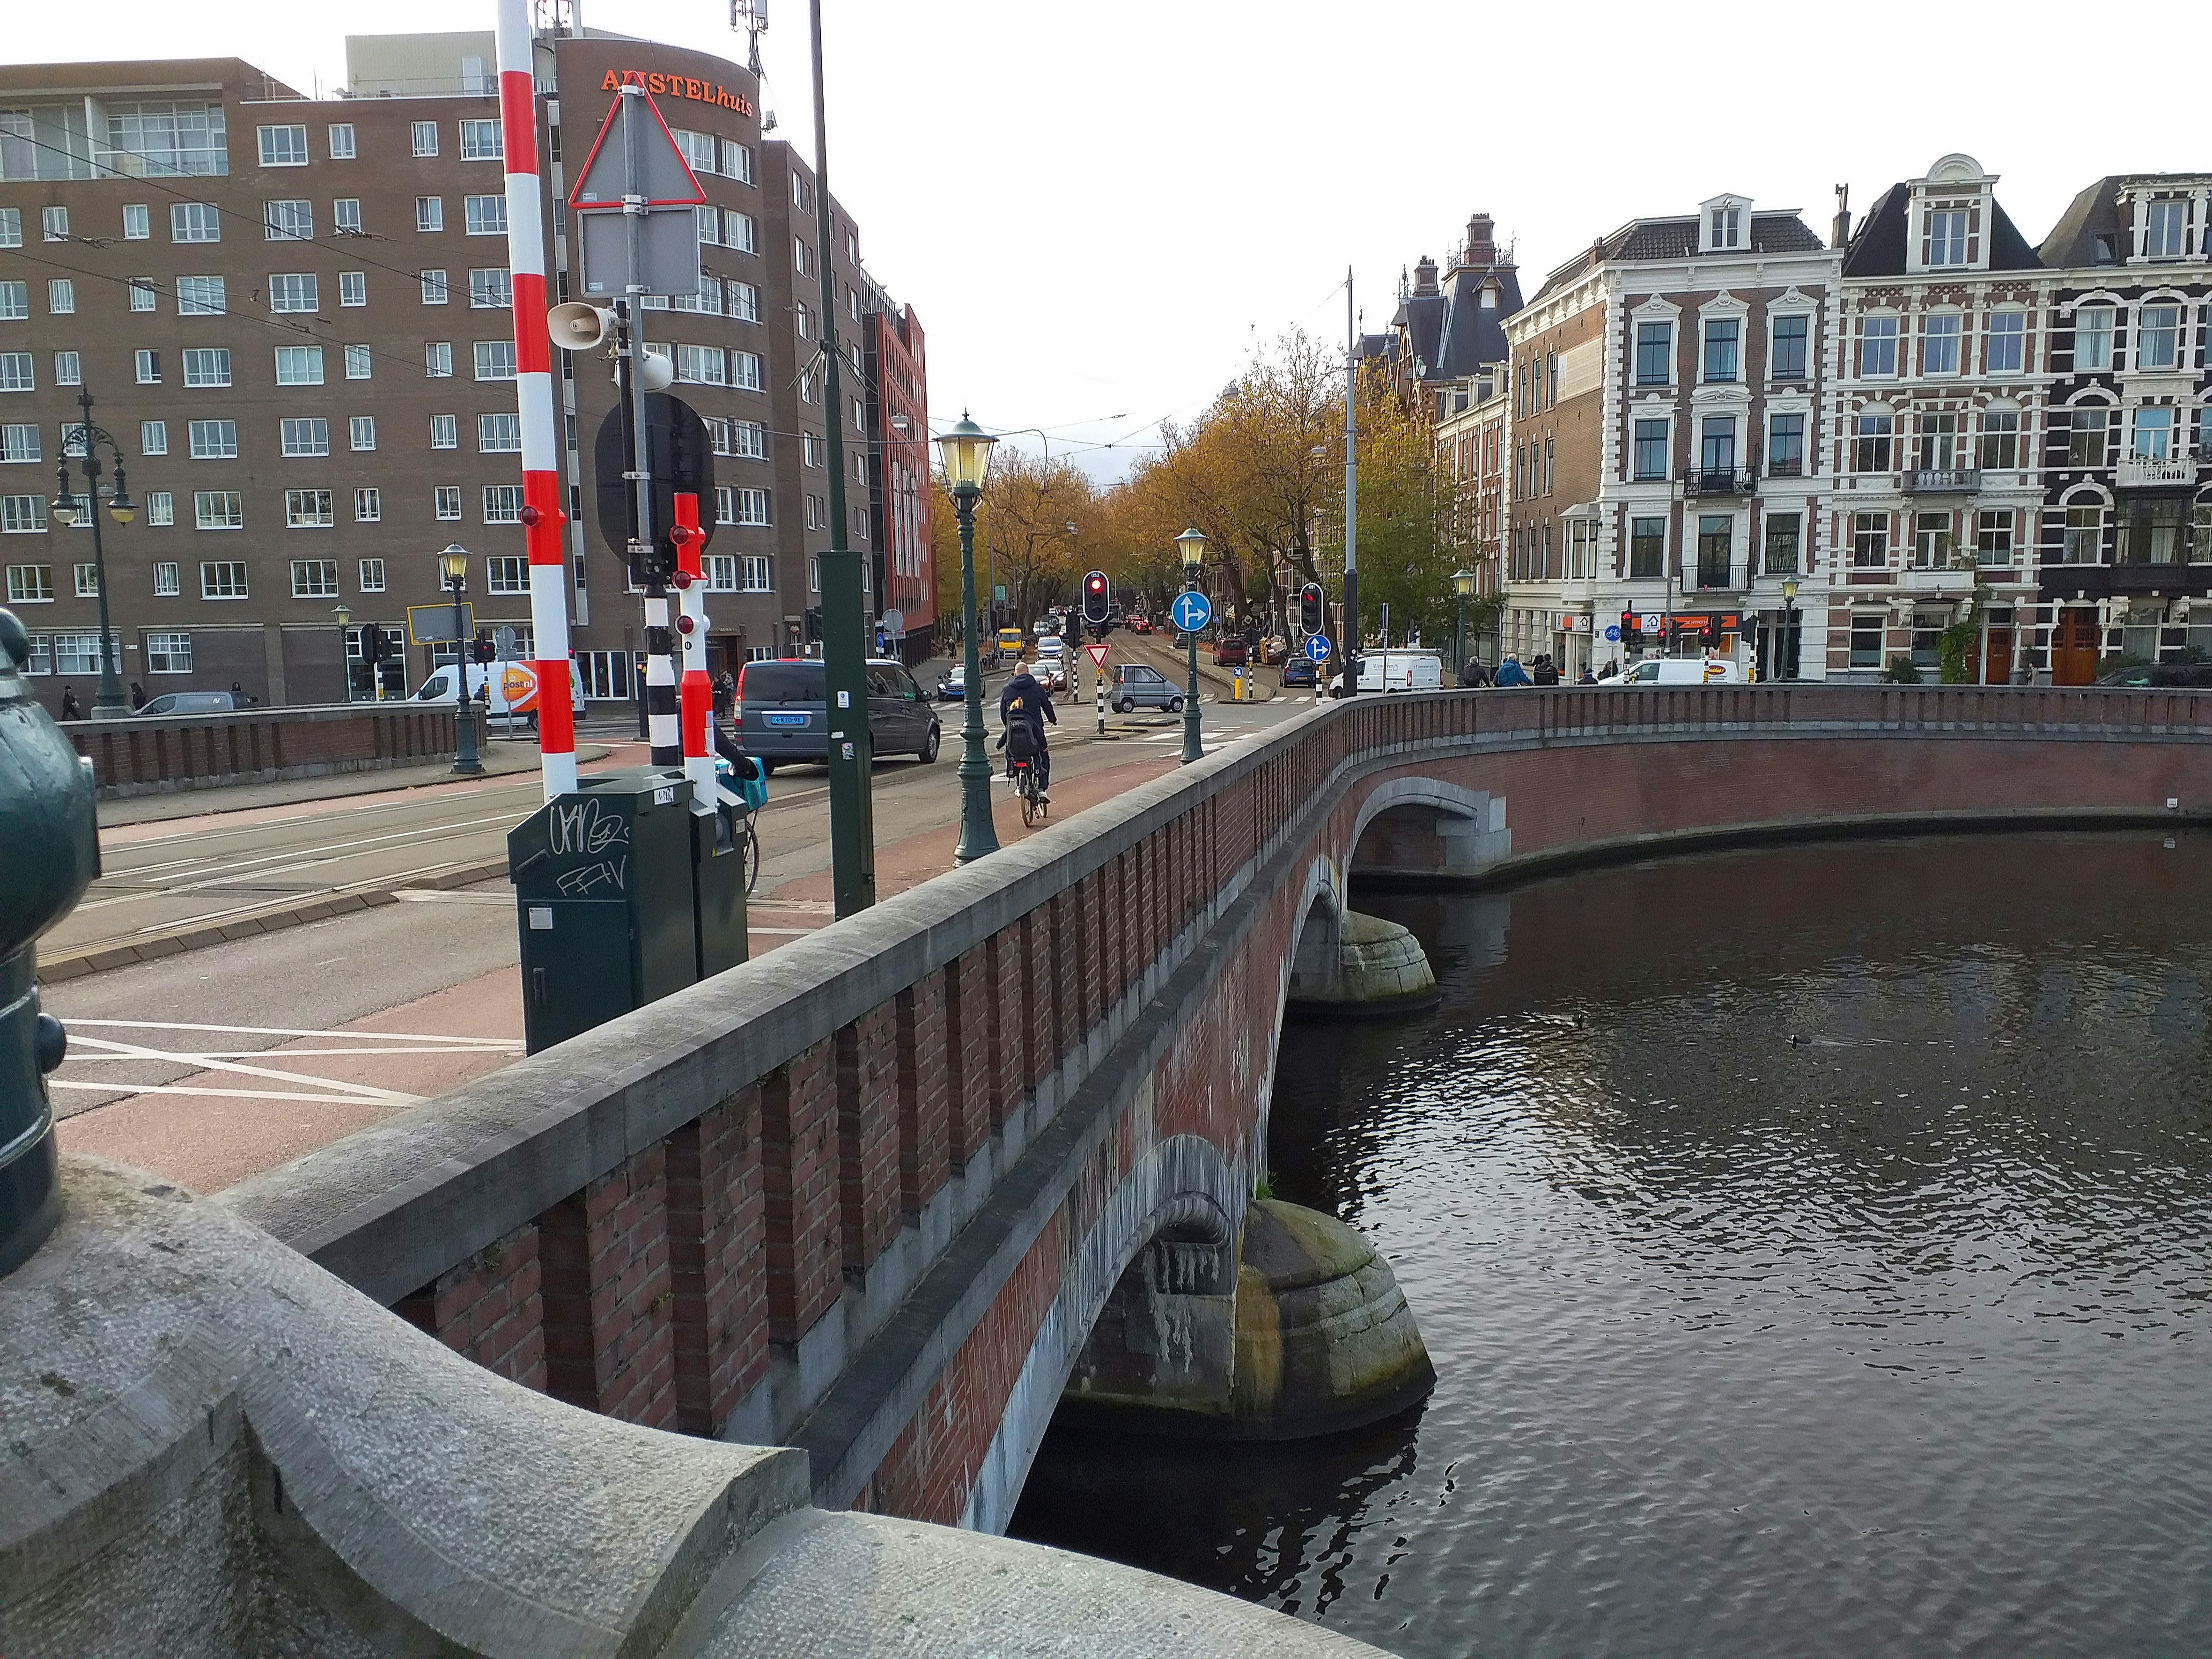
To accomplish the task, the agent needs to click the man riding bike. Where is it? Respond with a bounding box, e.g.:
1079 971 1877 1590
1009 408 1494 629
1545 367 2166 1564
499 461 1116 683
996 656 1057 803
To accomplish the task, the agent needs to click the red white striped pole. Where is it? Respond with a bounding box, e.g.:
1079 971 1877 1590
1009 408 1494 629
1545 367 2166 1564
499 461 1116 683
671 492 716 811
496 0 577 800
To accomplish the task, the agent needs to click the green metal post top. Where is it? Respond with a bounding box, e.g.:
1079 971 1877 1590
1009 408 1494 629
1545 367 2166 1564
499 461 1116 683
0 606 99 1276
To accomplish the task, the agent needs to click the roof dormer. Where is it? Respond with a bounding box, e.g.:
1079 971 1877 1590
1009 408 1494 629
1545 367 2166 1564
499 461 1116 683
1700 193 1750 253
1907 153 1997 274
2119 178 2212 264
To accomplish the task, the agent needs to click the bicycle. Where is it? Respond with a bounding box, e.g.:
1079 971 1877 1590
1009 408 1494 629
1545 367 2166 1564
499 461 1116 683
714 754 766 895
1007 752 1047 827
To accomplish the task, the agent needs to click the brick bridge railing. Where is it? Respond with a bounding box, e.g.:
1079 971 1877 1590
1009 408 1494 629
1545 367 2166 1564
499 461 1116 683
219 684 2212 1531
66 702 456 797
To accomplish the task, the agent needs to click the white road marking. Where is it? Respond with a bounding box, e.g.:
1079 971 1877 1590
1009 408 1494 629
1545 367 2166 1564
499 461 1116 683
64 1018 520 1047
63 1035 422 1104
51 1080 426 1108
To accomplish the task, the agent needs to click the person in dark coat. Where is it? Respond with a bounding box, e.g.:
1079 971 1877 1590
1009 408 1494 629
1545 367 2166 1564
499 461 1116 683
129 680 147 710
995 657 1058 800
1532 655 1562 686
59 686 82 720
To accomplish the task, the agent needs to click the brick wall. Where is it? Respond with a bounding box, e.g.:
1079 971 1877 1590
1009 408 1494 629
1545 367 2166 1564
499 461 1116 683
65 705 454 797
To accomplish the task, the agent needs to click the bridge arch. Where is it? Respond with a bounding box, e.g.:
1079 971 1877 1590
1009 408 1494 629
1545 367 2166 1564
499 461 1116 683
1347 773 1505 881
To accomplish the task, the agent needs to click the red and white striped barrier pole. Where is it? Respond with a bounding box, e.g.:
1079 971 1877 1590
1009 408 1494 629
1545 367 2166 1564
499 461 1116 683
496 0 576 800
671 492 716 811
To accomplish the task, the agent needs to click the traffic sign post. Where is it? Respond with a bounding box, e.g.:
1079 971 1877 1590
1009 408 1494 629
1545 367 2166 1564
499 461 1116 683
1170 590 1213 634
1304 634 1332 662
1085 640 1110 734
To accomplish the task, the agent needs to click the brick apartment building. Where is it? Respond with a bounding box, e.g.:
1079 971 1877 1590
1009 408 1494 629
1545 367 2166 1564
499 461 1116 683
858 269 934 664
0 26 928 714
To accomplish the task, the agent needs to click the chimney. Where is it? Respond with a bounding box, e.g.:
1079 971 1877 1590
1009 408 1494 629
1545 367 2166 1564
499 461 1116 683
1413 255 1440 297
1832 183 1851 250
1463 213 1496 266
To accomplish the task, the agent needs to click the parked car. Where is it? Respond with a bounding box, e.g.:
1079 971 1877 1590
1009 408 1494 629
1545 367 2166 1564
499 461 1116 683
135 689 255 716
1109 663 1184 713
733 656 941 772
1211 636 1250 667
1124 614 1153 634
1610 657 1746 686
1279 654 1319 689
413 658 586 726
2096 661 2212 688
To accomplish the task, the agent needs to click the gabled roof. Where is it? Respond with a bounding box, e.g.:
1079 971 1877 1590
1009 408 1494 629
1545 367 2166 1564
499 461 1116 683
1531 211 1828 302
1426 262 1521 381
1842 181 2042 277
2036 173 2212 268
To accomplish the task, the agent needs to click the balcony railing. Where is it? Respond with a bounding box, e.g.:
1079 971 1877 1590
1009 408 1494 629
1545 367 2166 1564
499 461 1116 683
1682 467 1755 497
1682 560 1749 595
1908 467 1980 494
2117 455 2197 488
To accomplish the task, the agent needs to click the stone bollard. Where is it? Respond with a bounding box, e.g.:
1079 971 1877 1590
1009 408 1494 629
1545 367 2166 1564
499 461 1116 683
0 608 100 1275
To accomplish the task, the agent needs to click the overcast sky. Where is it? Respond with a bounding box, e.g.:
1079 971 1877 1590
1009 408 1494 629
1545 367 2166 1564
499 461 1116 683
17 1 2211 480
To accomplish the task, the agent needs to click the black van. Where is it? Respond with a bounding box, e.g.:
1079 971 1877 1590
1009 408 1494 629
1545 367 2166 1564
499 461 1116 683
734 656 941 773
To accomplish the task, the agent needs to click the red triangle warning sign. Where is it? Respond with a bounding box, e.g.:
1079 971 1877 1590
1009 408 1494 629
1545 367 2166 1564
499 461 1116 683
569 85 708 210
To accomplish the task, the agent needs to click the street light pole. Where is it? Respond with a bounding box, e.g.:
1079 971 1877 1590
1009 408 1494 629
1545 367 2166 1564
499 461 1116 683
333 604 352 703
1781 576 1800 682
49 390 136 717
1453 567 1475 684
439 544 482 775
1177 525 1207 764
939 414 1000 865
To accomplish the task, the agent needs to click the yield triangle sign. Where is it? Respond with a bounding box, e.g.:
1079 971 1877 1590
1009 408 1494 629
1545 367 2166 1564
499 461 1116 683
569 85 708 210
1084 642 1109 669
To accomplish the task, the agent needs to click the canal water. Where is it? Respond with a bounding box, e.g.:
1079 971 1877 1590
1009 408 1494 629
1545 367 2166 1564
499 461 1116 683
1009 833 2212 1657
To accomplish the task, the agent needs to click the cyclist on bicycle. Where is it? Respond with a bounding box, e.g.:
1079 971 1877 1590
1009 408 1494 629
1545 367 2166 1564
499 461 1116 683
996 656 1057 803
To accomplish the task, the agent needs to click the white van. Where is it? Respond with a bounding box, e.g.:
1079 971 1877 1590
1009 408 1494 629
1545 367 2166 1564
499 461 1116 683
1613 657 1745 686
1329 650 1444 695
414 657 587 726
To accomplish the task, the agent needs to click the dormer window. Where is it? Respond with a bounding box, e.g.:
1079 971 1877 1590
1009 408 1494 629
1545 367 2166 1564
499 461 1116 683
2144 198 2189 260
1479 282 1497 309
1923 202 1979 267
1710 205 1740 249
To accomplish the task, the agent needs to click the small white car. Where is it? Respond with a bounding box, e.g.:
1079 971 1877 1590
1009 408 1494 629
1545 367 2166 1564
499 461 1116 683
414 658 588 724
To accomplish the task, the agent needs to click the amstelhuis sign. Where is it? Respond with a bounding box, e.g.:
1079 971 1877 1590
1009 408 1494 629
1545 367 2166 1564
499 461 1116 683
597 69 754 118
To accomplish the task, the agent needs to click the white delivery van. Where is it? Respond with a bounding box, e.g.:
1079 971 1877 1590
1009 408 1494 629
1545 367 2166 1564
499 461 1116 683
413 657 588 726
1329 650 1444 695
1615 657 1745 686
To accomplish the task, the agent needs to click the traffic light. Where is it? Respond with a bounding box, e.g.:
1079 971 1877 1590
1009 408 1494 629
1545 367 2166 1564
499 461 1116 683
360 622 388 665
1081 570 1110 627
1701 616 1721 651
1620 611 1636 653
1299 582 1325 636
804 606 823 645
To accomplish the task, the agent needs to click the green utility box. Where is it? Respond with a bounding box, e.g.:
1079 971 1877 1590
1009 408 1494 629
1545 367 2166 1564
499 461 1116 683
508 767 746 1054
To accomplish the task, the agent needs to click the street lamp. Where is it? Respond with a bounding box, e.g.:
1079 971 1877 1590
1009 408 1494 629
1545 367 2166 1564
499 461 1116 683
1176 525 1207 764
438 543 482 775
1452 567 1476 684
938 412 999 864
48 390 137 718
332 605 352 704
1780 577 1800 683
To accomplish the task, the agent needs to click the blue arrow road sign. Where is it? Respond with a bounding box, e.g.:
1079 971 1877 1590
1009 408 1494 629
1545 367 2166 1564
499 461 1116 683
1171 590 1213 633
1304 633 1333 661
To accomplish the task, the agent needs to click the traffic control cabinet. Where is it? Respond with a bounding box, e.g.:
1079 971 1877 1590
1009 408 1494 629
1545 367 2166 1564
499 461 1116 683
507 767 747 1054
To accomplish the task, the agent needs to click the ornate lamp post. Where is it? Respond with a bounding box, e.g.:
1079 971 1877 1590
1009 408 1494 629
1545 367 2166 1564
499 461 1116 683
1452 567 1476 682
332 604 352 703
438 544 483 775
1780 576 1800 682
938 413 1000 864
1176 525 1207 764
48 390 137 718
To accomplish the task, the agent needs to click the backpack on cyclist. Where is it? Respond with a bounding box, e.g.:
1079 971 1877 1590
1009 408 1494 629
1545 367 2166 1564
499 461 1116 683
1004 710 1037 762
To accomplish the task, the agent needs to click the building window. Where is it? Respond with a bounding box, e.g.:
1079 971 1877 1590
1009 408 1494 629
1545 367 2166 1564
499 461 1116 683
194 493 244 531
473 341 516 380
263 199 312 241
133 349 162 385
175 275 226 315
51 632 118 676
420 269 450 305
188 420 237 459
274 346 323 385
1979 409 2020 471
153 561 180 595
728 281 760 324
339 271 366 307
258 125 309 166
794 237 811 276
0 354 33 393
129 278 157 312
285 490 334 529
4 560 52 598
732 487 770 526
50 352 81 388
2145 199 2188 259
1918 412 1959 472
702 553 738 591
1764 512 1801 575
71 561 99 597
1911 510 1954 569
122 202 150 239
1630 419 1667 480
0 282 25 322
721 139 754 183
464 195 506 236
268 272 318 312
280 416 329 457
426 342 454 378
458 119 502 162
336 344 369 382
1629 516 1664 579
485 554 529 594
417 196 445 234
145 491 174 526
468 267 511 308
328 123 355 160
0 423 35 461
170 202 220 243
2137 304 2181 371
1860 314 1899 378
695 204 720 246
1702 317 1740 383
1770 314 1809 381
429 413 457 450
1767 413 1805 477
1851 510 1889 568
483 485 524 524
672 128 716 177
1 495 49 536
1849 613 1885 669
0 210 15 248
1923 206 1971 267
359 555 385 587
477 413 520 452
730 351 763 392
676 344 725 385
726 212 757 254
1854 413 1894 472
1699 415 1736 479
1985 310 2025 375
435 486 462 520
1708 203 1740 249
199 557 246 594
733 419 767 458
46 278 74 316
1975 510 2013 568
182 348 230 387
740 554 772 590
145 631 192 672
412 121 439 157
2066 406 2110 468
2133 406 2174 460
290 558 337 596
1922 313 1961 376
36 206 66 243
332 197 362 236
2074 306 2114 371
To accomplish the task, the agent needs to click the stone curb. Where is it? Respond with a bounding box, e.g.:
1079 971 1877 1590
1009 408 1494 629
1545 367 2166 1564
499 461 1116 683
38 857 513 984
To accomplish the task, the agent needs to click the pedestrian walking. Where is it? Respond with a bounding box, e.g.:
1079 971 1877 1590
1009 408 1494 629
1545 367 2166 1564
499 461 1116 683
59 686 82 720
1532 655 1562 686
1494 655 1530 687
129 680 146 710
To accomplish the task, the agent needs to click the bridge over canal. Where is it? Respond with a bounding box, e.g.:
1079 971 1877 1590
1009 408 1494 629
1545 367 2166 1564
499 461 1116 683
215 682 2212 1535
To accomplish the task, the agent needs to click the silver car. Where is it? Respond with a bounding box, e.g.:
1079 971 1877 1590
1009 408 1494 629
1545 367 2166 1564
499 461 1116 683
1109 664 1183 714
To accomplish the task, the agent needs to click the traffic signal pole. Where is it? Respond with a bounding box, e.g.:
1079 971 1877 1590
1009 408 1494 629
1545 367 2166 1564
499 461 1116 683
810 0 876 916
1342 269 1359 697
